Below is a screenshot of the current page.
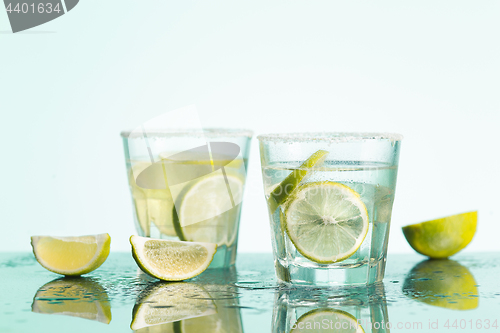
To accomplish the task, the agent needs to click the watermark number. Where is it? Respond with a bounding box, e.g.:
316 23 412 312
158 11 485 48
444 319 498 330
6 2 61 14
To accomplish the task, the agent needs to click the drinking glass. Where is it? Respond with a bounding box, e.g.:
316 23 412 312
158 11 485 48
258 133 402 285
122 128 252 268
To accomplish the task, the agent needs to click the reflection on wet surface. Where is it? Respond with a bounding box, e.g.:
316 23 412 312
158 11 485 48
130 279 244 332
274 284 389 332
403 259 479 310
131 282 217 330
32 277 112 324
1 253 499 332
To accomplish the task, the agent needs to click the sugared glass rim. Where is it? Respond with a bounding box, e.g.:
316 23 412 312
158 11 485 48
121 128 253 138
257 132 403 142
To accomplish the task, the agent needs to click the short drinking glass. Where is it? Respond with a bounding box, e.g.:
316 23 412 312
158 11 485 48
258 133 402 285
122 128 252 268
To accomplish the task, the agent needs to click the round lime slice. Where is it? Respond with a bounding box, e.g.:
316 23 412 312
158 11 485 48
284 182 369 264
173 173 244 247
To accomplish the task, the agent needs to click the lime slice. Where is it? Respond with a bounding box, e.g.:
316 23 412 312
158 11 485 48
291 308 364 333
31 233 110 276
268 150 329 212
131 282 216 330
130 236 217 281
283 182 369 264
402 211 477 259
173 173 244 246
32 278 112 324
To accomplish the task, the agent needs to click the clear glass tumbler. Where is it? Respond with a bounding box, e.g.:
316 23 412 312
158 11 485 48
121 128 252 268
258 133 402 285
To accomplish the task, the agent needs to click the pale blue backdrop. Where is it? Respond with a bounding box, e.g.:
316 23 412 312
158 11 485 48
1 0 499 254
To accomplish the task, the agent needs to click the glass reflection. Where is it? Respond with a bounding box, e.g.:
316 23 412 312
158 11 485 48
31 277 111 324
132 278 243 332
403 259 479 310
273 283 389 333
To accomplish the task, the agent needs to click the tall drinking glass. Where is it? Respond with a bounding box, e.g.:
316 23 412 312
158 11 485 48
122 129 252 268
258 133 402 285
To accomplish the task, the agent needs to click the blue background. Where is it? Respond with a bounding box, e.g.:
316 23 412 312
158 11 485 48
1 0 499 254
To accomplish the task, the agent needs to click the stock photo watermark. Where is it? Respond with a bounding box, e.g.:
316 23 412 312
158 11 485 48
3 0 79 32
291 318 499 331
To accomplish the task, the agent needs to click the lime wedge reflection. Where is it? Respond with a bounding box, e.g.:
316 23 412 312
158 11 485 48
403 259 479 310
132 281 244 333
181 284 243 333
31 277 111 324
131 282 216 331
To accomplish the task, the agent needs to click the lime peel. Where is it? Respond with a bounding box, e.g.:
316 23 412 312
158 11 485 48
268 149 329 212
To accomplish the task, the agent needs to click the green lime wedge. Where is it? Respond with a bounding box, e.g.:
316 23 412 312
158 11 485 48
130 236 217 281
268 149 329 212
402 211 477 259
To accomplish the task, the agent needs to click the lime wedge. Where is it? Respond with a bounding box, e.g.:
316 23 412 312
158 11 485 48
173 173 244 247
31 233 110 276
291 308 364 333
130 236 217 281
402 211 477 259
283 182 369 264
268 150 329 212
32 278 112 324
130 282 216 330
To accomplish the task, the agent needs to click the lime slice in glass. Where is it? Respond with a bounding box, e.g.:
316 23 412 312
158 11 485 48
283 182 369 264
173 173 244 247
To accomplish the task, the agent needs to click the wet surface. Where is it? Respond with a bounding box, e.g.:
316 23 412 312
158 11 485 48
1 252 499 332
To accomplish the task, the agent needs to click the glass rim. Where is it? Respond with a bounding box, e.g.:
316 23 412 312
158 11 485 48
121 128 253 138
257 132 403 143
